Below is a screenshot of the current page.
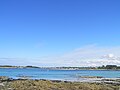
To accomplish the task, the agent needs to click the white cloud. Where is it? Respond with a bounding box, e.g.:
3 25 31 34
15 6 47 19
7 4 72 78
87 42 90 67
29 44 120 66
1 44 120 67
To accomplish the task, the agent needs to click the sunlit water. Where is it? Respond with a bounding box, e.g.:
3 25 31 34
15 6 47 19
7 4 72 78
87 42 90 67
0 68 120 81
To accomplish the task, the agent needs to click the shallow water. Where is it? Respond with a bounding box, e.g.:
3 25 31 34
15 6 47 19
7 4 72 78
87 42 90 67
0 68 120 81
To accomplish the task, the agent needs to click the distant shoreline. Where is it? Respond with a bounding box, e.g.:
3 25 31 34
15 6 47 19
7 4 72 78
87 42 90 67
0 67 120 70
0 65 120 70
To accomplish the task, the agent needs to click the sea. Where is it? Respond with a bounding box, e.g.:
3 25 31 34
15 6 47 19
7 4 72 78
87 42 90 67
0 68 120 81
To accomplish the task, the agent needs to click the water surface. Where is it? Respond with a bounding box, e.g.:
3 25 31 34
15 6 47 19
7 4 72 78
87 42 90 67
0 68 120 81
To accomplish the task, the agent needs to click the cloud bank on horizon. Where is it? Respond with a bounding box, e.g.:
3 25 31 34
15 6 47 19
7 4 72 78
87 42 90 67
0 45 120 67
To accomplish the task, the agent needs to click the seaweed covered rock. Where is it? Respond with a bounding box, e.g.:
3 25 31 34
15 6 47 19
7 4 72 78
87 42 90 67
0 76 11 82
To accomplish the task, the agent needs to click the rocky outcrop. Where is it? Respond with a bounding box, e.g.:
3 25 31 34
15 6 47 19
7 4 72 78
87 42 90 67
0 76 12 82
80 76 103 78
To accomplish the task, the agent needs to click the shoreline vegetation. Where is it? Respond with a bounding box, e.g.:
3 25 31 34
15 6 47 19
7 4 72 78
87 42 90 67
0 76 120 90
0 65 120 70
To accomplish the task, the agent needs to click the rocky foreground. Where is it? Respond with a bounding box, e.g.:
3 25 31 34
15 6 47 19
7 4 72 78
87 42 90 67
0 76 120 90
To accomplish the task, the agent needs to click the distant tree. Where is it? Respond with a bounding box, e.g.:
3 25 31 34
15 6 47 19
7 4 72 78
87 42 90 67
106 65 117 69
26 66 39 68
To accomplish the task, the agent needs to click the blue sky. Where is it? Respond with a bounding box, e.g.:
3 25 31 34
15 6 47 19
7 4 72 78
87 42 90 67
0 0 120 66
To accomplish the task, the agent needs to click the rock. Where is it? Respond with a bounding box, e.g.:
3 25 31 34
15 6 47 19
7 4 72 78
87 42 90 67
17 75 32 79
51 80 62 83
0 83 4 86
80 76 103 78
0 76 11 82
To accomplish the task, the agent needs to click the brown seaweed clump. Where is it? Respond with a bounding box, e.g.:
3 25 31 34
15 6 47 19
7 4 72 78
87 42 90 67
8 80 120 90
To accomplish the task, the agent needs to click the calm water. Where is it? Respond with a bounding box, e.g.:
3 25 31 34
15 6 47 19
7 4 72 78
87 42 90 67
0 68 120 81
